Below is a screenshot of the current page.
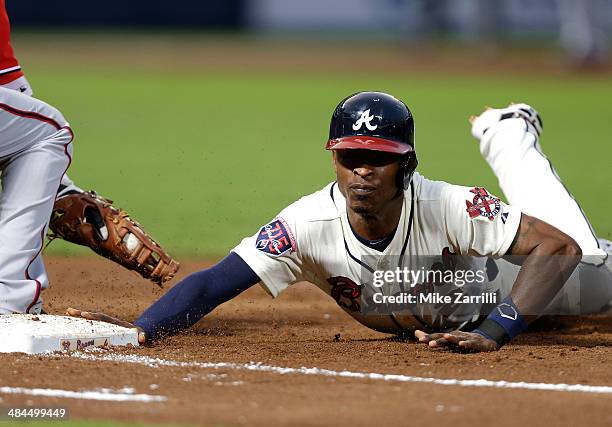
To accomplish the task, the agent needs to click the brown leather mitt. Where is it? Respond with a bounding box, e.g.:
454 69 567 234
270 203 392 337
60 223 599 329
48 191 179 285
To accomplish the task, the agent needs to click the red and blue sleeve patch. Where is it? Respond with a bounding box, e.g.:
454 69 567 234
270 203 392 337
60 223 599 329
465 187 501 221
255 218 297 257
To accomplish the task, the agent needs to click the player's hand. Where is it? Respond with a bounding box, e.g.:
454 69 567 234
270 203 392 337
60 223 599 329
65 307 147 345
414 329 499 352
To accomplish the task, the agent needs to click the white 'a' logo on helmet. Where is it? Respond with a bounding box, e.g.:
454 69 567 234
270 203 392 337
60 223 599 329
352 109 378 131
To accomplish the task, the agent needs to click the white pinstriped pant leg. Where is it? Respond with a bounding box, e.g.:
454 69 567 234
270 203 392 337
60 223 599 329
479 118 611 314
478 119 602 256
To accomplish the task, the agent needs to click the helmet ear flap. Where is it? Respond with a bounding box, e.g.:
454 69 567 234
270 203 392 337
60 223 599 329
398 154 418 190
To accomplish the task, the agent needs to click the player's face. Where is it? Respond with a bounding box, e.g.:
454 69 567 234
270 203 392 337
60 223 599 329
333 149 402 216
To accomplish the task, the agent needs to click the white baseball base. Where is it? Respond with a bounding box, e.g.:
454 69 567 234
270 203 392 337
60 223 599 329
0 314 139 354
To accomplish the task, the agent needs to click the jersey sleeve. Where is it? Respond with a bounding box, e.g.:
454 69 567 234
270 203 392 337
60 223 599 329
232 206 305 297
441 185 521 257
0 0 24 85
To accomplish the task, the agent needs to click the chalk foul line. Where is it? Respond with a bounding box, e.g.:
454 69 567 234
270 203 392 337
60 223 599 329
0 385 167 402
66 352 612 395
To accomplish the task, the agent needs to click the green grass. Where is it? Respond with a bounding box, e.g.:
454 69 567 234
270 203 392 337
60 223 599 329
17 44 611 257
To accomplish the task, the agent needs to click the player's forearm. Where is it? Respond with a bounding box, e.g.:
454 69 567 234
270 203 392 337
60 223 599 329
509 238 582 320
474 218 581 347
502 213 583 319
134 252 259 342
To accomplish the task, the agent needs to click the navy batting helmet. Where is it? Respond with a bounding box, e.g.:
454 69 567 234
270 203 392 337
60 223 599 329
326 91 418 189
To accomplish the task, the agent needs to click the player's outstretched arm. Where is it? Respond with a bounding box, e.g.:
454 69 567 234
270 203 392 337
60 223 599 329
67 252 260 344
416 213 581 352
498 213 582 316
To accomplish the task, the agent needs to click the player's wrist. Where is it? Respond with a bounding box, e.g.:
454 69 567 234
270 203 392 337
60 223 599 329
474 296 527 347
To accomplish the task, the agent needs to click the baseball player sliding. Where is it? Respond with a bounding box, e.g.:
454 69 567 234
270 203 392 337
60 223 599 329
70 91 612 352
0 1 178 314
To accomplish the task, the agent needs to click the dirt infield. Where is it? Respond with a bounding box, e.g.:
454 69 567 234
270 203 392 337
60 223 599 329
1 256 612 426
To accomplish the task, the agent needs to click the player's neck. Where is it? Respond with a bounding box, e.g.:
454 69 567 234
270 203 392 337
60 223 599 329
347 196 403 240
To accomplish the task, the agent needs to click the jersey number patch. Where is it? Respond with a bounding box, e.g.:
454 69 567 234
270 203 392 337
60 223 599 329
255 218 296 257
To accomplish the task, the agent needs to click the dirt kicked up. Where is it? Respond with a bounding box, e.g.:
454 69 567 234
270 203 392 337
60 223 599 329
1 256 611 427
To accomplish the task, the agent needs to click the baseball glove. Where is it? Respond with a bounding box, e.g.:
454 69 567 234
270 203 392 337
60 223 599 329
48 191 179 285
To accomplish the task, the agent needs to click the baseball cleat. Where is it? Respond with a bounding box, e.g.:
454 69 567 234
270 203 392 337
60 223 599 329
470 103 543 140
503 103 543 135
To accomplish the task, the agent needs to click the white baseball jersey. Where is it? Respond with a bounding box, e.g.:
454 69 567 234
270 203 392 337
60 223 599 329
0 87 73 314
233 172 522 332
235 115 612 332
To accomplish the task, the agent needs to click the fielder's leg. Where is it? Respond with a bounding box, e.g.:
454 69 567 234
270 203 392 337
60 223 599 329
0 134 73 314
0 75 81 198
0 87 73 314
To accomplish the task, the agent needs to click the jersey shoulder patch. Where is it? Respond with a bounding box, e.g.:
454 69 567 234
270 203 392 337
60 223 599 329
465 187 501 221
255 218 297 257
